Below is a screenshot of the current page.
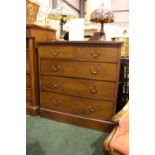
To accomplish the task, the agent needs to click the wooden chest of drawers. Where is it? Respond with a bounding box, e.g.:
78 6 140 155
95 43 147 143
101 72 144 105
26 24 56 115
38 41 122 131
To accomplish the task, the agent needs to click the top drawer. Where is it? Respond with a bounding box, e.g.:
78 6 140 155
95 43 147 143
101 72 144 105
38 46 74 59
75 47 118 62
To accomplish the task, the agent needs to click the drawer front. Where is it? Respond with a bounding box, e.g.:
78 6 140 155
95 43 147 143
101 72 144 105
26 74 31 88
76 47 118 62
41 92 114 120
39 46 74 59
40 60 117 81
41 75 116 100
26 88 32 105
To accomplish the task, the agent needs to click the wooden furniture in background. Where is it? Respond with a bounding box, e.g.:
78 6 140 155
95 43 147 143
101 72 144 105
26 24 56 43
117 56 129 112
26 37 38 115
37 41 122 131
26 24 56 115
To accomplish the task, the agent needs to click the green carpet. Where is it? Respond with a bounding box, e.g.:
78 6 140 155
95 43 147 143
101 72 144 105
26 115 108 155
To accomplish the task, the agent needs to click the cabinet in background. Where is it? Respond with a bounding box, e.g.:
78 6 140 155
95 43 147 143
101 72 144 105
26 24 56 115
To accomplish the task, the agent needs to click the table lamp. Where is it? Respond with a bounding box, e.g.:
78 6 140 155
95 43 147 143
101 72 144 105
48 1 76 40
90 3 114 40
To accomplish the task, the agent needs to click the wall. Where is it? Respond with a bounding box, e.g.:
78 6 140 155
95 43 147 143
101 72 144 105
111 0 129 23
57 0 79 17
64 0 80 17
38 0 49 8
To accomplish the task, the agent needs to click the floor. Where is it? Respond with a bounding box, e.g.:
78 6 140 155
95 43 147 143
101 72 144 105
26 115 108 155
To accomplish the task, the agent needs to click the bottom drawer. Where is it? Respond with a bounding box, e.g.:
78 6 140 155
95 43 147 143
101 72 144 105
26 88 32 105
41 91 115 120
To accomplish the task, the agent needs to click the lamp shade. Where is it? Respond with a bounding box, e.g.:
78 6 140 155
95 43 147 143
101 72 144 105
47 1 76 40
48 1 76 21
89 3 114 41
90 3 114 23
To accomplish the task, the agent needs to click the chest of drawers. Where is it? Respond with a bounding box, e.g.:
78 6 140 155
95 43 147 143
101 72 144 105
38 41 122 131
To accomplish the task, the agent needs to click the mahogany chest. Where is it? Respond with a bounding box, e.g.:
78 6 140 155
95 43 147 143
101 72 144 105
38 41 122 131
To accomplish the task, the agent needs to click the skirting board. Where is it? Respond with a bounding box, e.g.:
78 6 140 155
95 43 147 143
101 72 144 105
40 108 114 132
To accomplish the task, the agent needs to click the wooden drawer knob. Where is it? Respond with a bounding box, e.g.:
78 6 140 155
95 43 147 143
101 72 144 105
52 65 61 72
52 82 60 89
52 99 61 106
89 86 98 94
89 67 100 75
88 106 96 113
90 51 100 59
52 50 59 56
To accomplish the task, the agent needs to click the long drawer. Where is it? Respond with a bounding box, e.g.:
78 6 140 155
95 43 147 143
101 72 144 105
41 75 116 100
40 60 117 81
75 46 118 62
41 91 114 120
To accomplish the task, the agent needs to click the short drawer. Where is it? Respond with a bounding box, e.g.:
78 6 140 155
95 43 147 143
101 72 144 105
41 75 116 100
75 47 118 62
40 60 117 81
26 74 31 88
41 92 114 120
38 46 74 59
